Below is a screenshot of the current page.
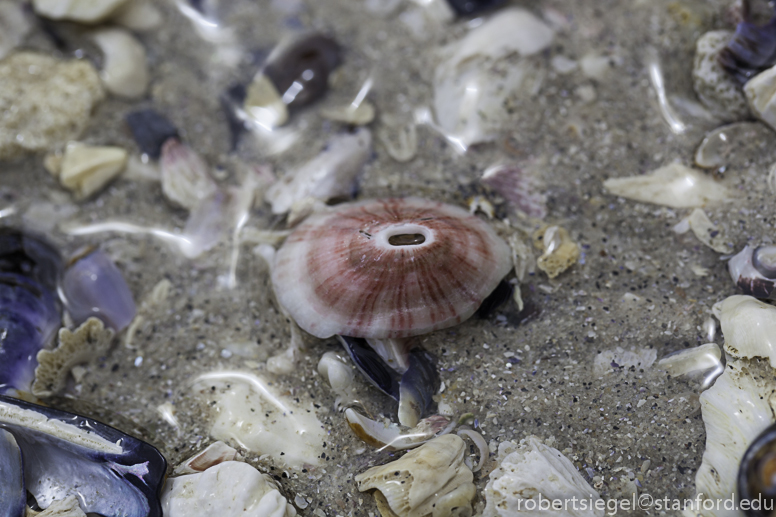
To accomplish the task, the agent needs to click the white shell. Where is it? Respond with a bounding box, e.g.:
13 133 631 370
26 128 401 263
744 64 776 132
90 28 149 99
161 461 297 517
57 142 128 199
160 140 218 211
483 436 604 517
658 343 722 377
317 351 356 409
692 358 776 512
0 1 31 61
433 8 553 148
355 434 476 517
35 495 87 517
194 371 326 469
692 30 750 121
673 208 732 254
32 0 128 23
32 318 115 398
603 163 729 208
714 295 776 368
265 128 372 214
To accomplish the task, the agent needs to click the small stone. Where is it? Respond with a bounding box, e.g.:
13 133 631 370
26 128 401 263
692 30 750 121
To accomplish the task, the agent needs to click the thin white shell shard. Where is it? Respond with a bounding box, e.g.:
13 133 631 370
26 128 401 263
271 198 513 339
265 128 372 214
692 359 776 516
715 295 776 368
483 436 604 517
603 163 729 208
355 434 475 517
161 461 297 517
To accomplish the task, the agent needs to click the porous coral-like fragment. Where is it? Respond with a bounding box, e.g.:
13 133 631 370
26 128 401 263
0 52 104 159
32 318 114 398
355 434 475 517
532 225 579 279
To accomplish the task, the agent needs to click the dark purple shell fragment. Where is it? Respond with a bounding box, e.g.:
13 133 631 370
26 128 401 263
446 0 506 16
125 109 180 160
0 394 167 517
719 3 776 84
0 229 62 395
263 32 341 111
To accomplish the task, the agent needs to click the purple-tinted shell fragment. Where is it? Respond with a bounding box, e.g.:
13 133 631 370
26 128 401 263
0 229 62 395
62 250 136 332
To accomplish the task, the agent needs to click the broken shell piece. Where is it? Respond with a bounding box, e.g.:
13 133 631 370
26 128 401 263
433 8 554 148
346 410 454 450
674 208 732 254
317 351 356 410
729 245 776 299
265 128 372 214
162 461 297 517
173 441 238 475
31 495 86 517
90 28 149 99
0 394 166 517
355 434 475 517
320 102 376 125
715 295 776 367
31 0 128 23
694 123 748 169
483 436 604 517
658 343 722 377
62 249 136 331
745 64 776 132
0 1 31 61
532 225 579 279
692 30 751 121
55 142 128 200
32 317 114 398
692 359 776 513
0 53 104 160
377 120 418 163
481 163 547 219
603 163 729 208
195 371 326 469
272 197 513 339
160 139 218 210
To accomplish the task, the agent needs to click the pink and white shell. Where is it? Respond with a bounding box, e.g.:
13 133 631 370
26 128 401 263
271 197 513 339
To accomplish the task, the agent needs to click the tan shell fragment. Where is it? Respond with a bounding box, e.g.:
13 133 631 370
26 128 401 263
55 142 128 199
29 495 87 517
532 225 579 279
355 434 476 517
90 28 149 99
32 317 115 398
0 52 104 159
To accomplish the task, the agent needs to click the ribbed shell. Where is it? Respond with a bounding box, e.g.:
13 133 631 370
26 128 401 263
272 197 513 339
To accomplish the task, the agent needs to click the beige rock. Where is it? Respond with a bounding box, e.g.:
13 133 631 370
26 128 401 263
532 225 580 279
31 0 128 23
0 53 104 159
692 30 750 121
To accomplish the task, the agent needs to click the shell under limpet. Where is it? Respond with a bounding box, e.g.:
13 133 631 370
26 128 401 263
532 225 579 279
272 197 513 339
355 434 476 517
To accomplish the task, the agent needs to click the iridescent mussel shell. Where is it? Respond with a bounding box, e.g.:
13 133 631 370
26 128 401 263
738 422 776 516
272 197 513 339
728 245 776 299
719 3 776 84
0 229 62 395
